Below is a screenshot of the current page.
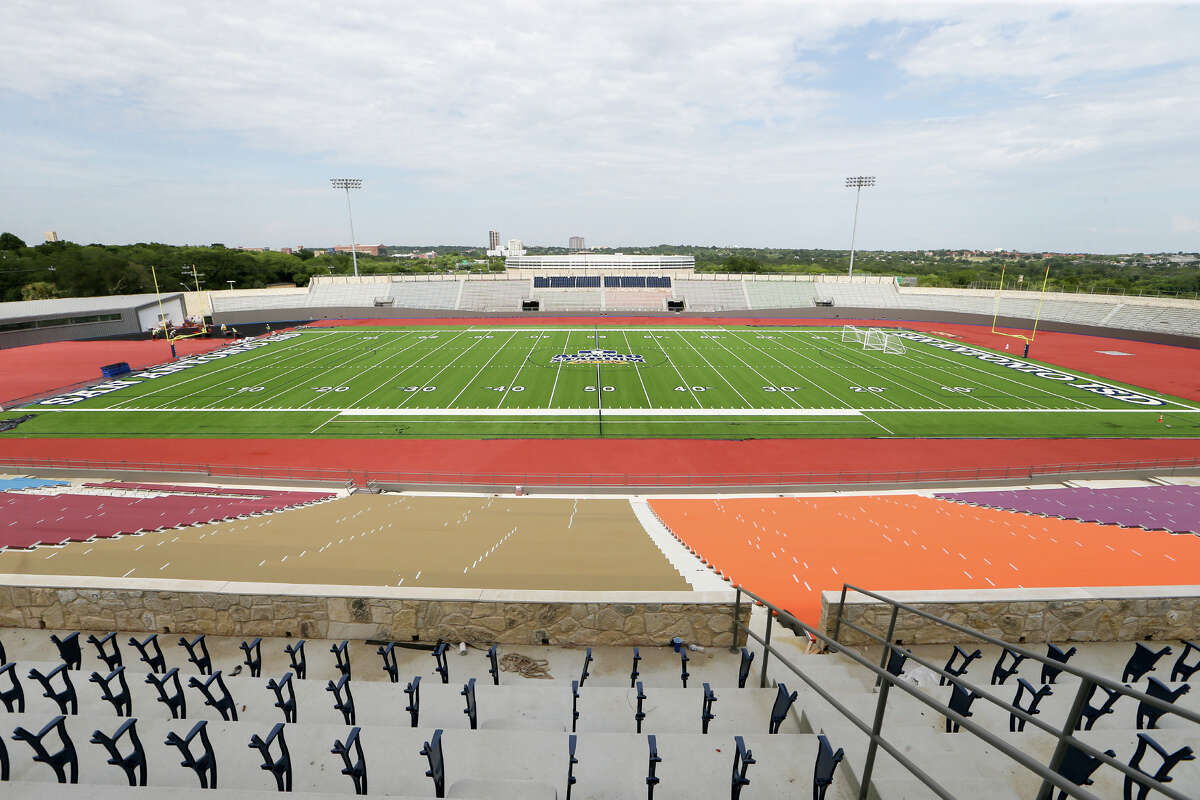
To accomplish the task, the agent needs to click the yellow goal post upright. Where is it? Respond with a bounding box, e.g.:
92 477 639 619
151 264 209 360
990 261 1051 350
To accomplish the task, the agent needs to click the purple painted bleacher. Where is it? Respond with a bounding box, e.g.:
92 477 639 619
936 485 1200 534
0 485 335 549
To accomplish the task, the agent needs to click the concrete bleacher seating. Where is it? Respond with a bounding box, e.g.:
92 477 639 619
307 283 391 308
388 280 459 309
936 484 1200 534
603 288 671 311
532 290 604 311
0 628 843 799
457 280 529 312
744 281 818 309
673 280 749 312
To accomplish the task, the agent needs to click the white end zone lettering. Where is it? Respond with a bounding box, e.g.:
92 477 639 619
35 332 304 407
896 332 1169 407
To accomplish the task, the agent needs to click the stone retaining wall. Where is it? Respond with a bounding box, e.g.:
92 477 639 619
0 574 745 647
819 586 1200 646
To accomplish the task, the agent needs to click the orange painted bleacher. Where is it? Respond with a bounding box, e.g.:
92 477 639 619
649 495 1200 626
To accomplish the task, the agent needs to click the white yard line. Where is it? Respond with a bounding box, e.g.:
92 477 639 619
445 331 521 408
898 343 1068 408
309 412 343 435
108 331 331 408
701 331 807 409
794 333 951 408
724 332 853 408
350 329 473 408
675 331 753 407
547 330 573 408
293 331 425 410
497 331 543 407
245 332 398 409
59 406 1195 414
622 329 653 408
647 332 703 406
828 337 1009 411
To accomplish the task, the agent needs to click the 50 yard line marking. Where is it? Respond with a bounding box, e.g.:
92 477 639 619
621 330 653 408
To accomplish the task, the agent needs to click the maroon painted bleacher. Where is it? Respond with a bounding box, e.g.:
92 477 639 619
0 486 334 549
84 481 331 502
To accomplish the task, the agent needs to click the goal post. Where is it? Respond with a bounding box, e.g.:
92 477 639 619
841 324 867 343
863 328 906 354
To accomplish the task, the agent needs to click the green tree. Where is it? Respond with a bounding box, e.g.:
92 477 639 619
20 281 59 300
721 254 762 272
0 232 26 250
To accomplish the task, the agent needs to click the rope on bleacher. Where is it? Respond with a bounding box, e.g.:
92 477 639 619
499 653 554 679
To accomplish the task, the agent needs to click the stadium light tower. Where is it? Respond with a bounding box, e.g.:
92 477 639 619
844 176 875 279
330 178 363 278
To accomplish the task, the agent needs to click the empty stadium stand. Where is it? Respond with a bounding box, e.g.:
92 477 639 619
457 280 529 312
745 281 819 309
0 627 843 799
672 280 750 312
0 485 334 549
388 280 459 310
936 485 1200 534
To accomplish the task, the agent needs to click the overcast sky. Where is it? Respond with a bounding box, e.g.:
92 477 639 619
2 1 1197 252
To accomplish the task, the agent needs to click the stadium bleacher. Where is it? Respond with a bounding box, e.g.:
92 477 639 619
745 281 818 309
457 280 529 311
672 280 750 312
0 486 334 549
388 280 459 309
936 484 1200 534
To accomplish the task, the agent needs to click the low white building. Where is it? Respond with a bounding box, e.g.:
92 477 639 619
504 253 693 277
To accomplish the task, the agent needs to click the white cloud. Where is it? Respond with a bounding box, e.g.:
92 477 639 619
0 1 1197 250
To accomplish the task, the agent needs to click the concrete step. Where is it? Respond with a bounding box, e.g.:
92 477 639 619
1 714 842 799
1 628 748 688
5 662 801 734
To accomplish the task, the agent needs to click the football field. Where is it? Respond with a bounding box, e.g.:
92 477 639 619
5 325 1200 439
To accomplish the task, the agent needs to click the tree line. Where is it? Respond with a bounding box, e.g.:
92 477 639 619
1 232 1195 303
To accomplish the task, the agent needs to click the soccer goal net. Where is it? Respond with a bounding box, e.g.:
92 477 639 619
841 324 867 343
863 328 907 354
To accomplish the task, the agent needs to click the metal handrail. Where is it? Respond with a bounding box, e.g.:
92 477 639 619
731 584 1195 800
828 583 1198 800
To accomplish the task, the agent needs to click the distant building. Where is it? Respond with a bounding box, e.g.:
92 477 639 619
489 230 500 250
44 231 59 243
569 236 585 252
279 247 293 255
487 237 526 257
334 244 382 257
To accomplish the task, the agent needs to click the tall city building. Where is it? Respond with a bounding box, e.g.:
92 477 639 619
569 236 585 252
44 231 59 242
507 239 526 256
488 230 500 250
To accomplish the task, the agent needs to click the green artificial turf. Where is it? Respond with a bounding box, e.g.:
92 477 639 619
3 325 1198 439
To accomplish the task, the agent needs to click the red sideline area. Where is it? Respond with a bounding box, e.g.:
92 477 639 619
1 438 1198 486
0 337 231 407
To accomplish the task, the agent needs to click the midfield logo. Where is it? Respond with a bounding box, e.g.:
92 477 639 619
551 348 646 364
